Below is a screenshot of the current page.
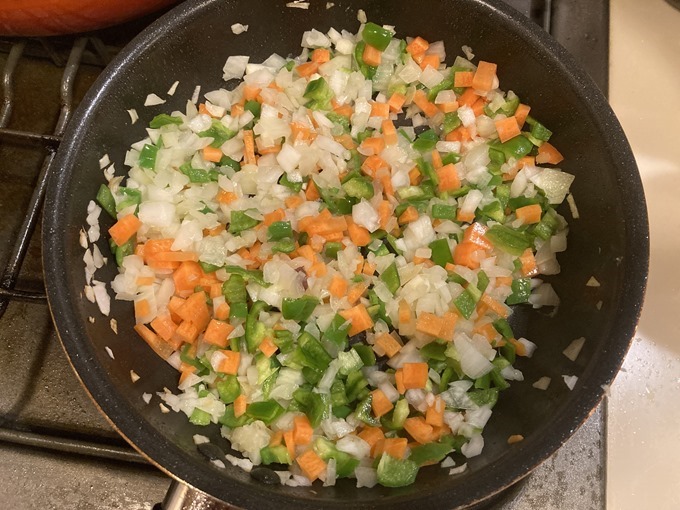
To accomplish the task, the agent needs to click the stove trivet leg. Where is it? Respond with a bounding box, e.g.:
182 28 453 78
156 480 242 510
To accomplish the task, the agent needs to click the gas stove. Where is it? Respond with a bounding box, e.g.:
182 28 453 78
0 1 609 508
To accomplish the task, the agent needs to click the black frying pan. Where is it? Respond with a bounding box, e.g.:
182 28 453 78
42 0 649 508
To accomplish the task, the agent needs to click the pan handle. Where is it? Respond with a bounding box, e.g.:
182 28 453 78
156 480 243 510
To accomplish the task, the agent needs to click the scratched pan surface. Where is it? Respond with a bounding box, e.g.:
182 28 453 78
43 0 648 508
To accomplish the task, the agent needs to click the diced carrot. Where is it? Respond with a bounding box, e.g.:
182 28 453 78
375 437 409 459
509 337 527 356
425 396 445 427
135 275 155 286
409 166 421 185
202 146 223 163
395 369 406 394
179 365 196 385
258 337 278 358
456 209 475 224
370 101 390 118
438 311 458 341
172 320 200 345
152 251 199 263
371 389 394 418
430 150 443 169
334 134 355 150
203 319 234 348
347 282 368 305
304 180 320 201
419 54 440 70
360 154 388 177
150 314 178 343
471 60 497 92
416 312 444 337
398 299 412 324
176 291 211 331
436 163 461 193
404 416 435 444
205 224 225 237
445 126 471 143
496 276 513 287
374 332 402 358
234 394 247 417
388 92 406 113
362 261 376 276
134 324 174 360
243 130 256 165
307 261 327 278
172 261 204 297
285 195 304 209
296 61 319 78
406 36 429 56
358 426 385 456
377 200 393 230
412 89 439 117
328 274 348 298
398 205 419 224
454 71 474 88
457 87 479 107
536 142 564 165
242 85 261 101
339 304 374 336
363 43 382 67
360 136 385 156
297 244 316 262
402 362 429 390
284 430 296 460
378 171 394 198
514 103 531 128
516 204 542 225
297 449 326 482
216 349 240 375
480 293 510 318
346 218 371 247
437 101 459 113
134 299 150 321
108 214 141 247
290 122 311 142
263 208 285 226
134 243 145 257
230 104 244 117
454 241 483 269
333 103 353 118
311 48 330 63
215 302 231 321
519 248 539 277
168 296 185 321
198 103 211 117
495 116 521 143
463 222 493 249
217 189 238 204
293 415 314 445
269 430 284 447
474 321 499 343
471 97 486 117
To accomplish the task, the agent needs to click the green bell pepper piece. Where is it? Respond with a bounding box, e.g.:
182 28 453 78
376 454 419 487
189 408 212 426
138 144 158 170
506 277 532 305
246 400 285 424
96 184 116 218
281 296 319 322
299 332 332 371
355 394 380 427
361 22 393 51
431 203 457 220
268 221 292 241
198 119 237 147
428 238 454 267
342 176 374 200
260 445 292 465
116 187 142 212
409 441 454 467
228 210 260 234
380 262 401 295
149 113 183 128
485 224 534 256
216 376 241 404
313 437 360 477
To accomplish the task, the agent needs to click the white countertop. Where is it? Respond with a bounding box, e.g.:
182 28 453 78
608 1 680 508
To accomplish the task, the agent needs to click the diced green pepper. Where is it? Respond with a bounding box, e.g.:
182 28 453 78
246 301 270 353
533 207 559 240
219 404 252 428
180 162 219 183
496 135 533 161
279 173 303 192
96 184 116 218
477 270 490 293
314 437 361 477
260 445 292 465
342 176 374 199
468 388 499 407
355 394 380 427
506 277 532 305
271 238 296 254
244 100 261 119
216 376 241 404
361 22 393 51
492 318 514 339
115 238 135 267
420 341 447 361
198 119 237 147
409 441 454 467
412 129 439 153
324 242 343 260
354 41 377 79
116 187 142 212
220 155 241 173
223 265 269 287
525 116 552 142
267 221 292 241
189 408 212 426
345 371 369 403
380 262 401 295
273 329 294 354
246 400 285 424
322 314 350 350
199 261 222 273
281 296 319 322
428 238 454 267
326 112 350 133
331 379 349 407
427 69 454 102
306 392 331 427
303 77 334 110
353 345 375 366
432 203 457 220
337 348 364 376
485 225 534 256
228 210 260 234
138 144 158 170
222 274 248 320
299 332 332 371
443 111 462 135
376 454 419 487
149 113 183 128
454 285 482 319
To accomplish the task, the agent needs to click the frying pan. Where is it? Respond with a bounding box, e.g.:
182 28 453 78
42 0 649 508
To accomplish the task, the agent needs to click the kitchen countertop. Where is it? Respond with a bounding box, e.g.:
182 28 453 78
607 0 680 509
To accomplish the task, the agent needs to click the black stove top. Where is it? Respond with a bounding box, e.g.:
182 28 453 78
0 1 609 508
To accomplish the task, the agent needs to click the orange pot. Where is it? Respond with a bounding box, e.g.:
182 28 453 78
0 0 180 36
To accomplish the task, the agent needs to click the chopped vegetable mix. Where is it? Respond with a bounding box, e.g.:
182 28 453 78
93 19 573 489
